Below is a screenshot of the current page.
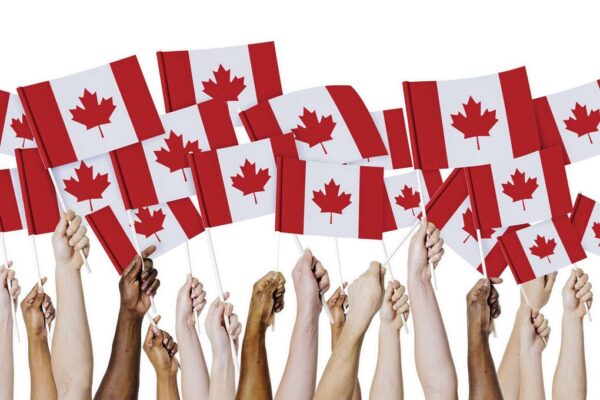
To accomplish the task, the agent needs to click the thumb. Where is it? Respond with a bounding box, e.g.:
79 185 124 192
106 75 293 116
123 255 142 282
384 282 394 302
414 219 429 242
566 269 577 289
545 271 558 290
53 211 70 237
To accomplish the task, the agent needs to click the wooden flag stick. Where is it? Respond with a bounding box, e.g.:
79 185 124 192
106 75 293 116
475 228 497 337
48 171 91 273
572 262 592 322
183 241 201 333
381 221 419 268
414 170 437 289
0 232 20 342
333 237 345 294
520 287 547 345
204 227 240 376
293 234 334 323
381 239 409 334
29 235 51 339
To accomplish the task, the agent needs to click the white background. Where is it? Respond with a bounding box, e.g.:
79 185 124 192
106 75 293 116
1 1 599 398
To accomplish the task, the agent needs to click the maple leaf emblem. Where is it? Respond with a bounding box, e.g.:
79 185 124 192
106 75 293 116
461 208 496 243
202 65 246 101
450 97 498 150
230 159 271 204
312 179 352 224
592 222 600 247
134 207 166 242
501 169 539 211
10 114 34 147
394 185 421 216
563 102 600 144
529 235 557 263
62 161 111 212
154 131 201 181
291 108 336 155
69 89 117 138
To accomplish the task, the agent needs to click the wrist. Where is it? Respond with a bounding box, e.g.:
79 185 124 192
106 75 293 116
119 305 144 323
563 309 582 323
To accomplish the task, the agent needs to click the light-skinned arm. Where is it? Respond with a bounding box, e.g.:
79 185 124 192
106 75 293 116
552 268 593 400
519 310 550 400
50 211 93 400
21 279 57 400
175 276 209 400
370 280 409 400
143 316 180 400
276 250 330 400
407 220 456 400
0 262 20 400
498 272 556 400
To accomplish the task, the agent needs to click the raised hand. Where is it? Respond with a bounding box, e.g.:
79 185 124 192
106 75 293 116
521 310 550 353
0 262 20 316
346 262 385 334
292 249 330 317
206 293 242 353
119 246 159 318
563 268 593 319
408 220 444 283
144 316 179 377
327 284 348 339
249 271 285 329
467 278 502 335
20 279 55 336
52 210 90 270
176 275 207 329
380 280 409 331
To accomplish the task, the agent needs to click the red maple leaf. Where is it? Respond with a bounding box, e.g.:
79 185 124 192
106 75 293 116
69 89 117 138
394 185 421 216
529 235 557 263
291 108 336 155
563 102 600 144
62 161 111 212
461 208 496 243
230 159 271 204
592 222 600 247
134 207 166 242
450 97 498 150
154 131 201 181
202 65 246 101
10 114 34 147
501 169 539 211
312 179 352 224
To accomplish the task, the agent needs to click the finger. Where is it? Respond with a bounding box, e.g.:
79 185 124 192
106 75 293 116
66 215 82 237
228 314 240 335
141 245 157 259
575 274 589 290
123 255 143 282
545 271 558 290
384 281 394 302
74 236 90 252
145 279 161 297
533 313 545 329
397 302 409 315
318 272 330 293
426 222 437 236
426 229 441 248
580 291 593 304
429 249 444 265
141 269 158 291
566 269 578 289
54 211 70 236
536 318 548 334
68 224 87 245
412 219 429 244
576 283 592 299
490 277 503 285
393 294 409 310
539 326 551 339
313 261 327 280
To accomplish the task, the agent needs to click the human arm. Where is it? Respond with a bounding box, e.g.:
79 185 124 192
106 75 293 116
519 310 550 400
0 262 20 400
143 317 180 400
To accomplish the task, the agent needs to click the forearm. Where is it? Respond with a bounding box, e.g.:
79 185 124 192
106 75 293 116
498 306 526 400
0 317 14 400
275 311 319 400
519 353 545 400
28 336 57 400
176 323 209 400
94 308 143 400
157 373 180 400
237 324 270 400
209 352 235 400
370 324 402 400
52 266 93 398
552 312 586 400
408 274 457 398
468 330 502 400
332 324 362 400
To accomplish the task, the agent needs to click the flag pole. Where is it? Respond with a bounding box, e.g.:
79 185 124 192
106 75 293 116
475 228 497 337
293 234 334 323
381 220 419 267
48 170 91 273
184 240 201 333
333 237 345 294
381 239 409 334
29 235 51 339
0 231 20 342
572 262 592 322
415 170 437 289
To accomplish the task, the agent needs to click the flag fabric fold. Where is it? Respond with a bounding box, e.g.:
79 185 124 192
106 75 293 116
571 193 600 256
0 90 36 156
0 169 26 232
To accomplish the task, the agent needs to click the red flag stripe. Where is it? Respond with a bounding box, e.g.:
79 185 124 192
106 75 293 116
539 146 573 218
383 109 412 169
554 216 587 264
498 67 541 158
240 101 284 141
269 134 299 159
476 224 528 278
17 83 77 168
167 198 204 239
248 42 283 104
110 56 164 141
382 186 397 233
464 165 502 229
198 100 238 150
110 145 158 209
276 157 306 234
0 170 23 232
157 51 196 113
402 81 448 169
423 169 468 229
0 90 9 142
498 229 536 284
533 96 571 163
421 170 443 198
571 193 595 242
358 166 384 239
326 86 387 159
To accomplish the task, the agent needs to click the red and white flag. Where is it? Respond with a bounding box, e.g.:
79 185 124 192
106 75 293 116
349 109 412 170
240 86 388 164
424 169 511 278
0 169 26 232
534 80 600 164
498 216 586 284
382 170 442 231
189 135 298 227
17 56 164 168
403 67 540 169
157 42 282 125
465 146 572 229
571 193 600 256
276 158 384 240
15 149 60 235
110 100 238 209
0 90 36 156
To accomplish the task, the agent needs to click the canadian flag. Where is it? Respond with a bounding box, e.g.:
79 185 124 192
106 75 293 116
276 158 384 240
382 170 443 231
349 109 412 170
534 79 600 164
15 149 60 235
87 198 204 274
157 42 282 126
498 216 586 284
240 86 388 164
17 56 164 168
188 135 298 227
403 67 540 169
424 169 511 278
0 169 26 232
571 193 600 256
465 146 572 229
110 100 238 209
0 90 36 156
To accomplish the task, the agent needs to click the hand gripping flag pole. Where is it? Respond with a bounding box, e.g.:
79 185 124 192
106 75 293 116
414 170 437 289
272 231 281 332
573 262 592 322
183 240 202 334
0 231 20 342
381 239 409 334
29 235 51 339
519 288 548 345
475 228 497 337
